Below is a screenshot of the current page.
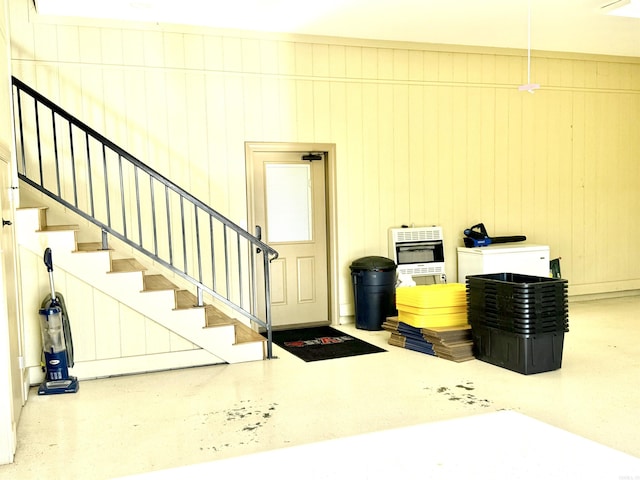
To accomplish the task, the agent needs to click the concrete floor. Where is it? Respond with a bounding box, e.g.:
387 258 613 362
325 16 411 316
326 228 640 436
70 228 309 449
1 296 639 479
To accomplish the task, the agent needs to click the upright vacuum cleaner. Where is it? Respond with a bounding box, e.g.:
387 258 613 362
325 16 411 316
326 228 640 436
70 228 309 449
38 247 79 395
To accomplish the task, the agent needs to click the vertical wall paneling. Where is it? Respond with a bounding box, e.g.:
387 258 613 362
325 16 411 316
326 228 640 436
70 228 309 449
407 84 425 223
260 76 281 140
10 0 640 315
533 91 549 243
312 81 331 140
206 74 230 212
257 39 278 75
100 28 123 66
165 70 189 189
296 79 315 140
144 316 172 355
312 43 329 77
64 274 96 361
493 89 509 230
295 43 313 77
393 83 409 232
444 84 470 239
436 85 454 241
376 83 394 243
143 30 164 68
185 71 210 205
360 82 379 251
422 85 440 223
243 75 263 140
345 81 365 253
92 289 121 359
570 91 585 282
119 303 147 357
184 34 204 70
277 78 297 141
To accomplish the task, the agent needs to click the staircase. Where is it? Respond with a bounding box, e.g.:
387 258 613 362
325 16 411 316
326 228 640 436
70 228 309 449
11 76 278 380
16 201 267 378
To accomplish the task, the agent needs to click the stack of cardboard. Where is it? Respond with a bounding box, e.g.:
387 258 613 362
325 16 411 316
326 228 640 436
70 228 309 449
422 325 474 362
384 318 435 356
383 283 475 362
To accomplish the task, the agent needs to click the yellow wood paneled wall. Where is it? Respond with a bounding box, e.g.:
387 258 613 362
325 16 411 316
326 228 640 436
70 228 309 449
8 0 640 314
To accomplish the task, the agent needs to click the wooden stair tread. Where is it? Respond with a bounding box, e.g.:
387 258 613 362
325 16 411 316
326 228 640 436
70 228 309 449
110 258 147 273
175 290 204 309
204 306 265 345
17 205 47 210
204 305 234 327
233 321 266 345
75 242 110 252
37 224 79 232
143 274 178 291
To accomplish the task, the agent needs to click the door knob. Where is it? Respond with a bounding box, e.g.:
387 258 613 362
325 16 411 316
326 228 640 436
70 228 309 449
2 218 11 227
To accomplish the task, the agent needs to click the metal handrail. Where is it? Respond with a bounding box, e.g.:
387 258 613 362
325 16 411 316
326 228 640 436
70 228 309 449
11 76 278 359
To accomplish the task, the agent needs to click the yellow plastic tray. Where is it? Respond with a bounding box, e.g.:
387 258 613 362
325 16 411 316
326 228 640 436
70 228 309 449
396 304 467 316
398 310 469 329
396 283 467 308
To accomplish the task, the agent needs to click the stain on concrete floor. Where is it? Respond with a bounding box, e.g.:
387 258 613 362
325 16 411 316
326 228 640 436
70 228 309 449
197 399 279 452
426 382 492 408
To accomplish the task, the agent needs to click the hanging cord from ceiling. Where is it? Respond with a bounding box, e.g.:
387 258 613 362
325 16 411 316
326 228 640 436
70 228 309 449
518 0 540 93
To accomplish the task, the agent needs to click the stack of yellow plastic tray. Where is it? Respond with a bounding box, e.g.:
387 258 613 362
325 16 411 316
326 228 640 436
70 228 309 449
395 283 468 328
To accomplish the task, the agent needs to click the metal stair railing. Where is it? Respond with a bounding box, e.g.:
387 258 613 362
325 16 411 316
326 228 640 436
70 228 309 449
11 76 278 359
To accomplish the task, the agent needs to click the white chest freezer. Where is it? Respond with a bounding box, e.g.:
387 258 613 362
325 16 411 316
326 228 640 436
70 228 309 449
457 243 550 282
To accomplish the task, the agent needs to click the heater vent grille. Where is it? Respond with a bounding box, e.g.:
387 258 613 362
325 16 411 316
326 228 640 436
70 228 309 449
393 227 442 242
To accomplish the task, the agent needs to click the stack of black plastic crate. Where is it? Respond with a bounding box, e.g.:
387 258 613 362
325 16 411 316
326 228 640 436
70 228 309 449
466 273 569 375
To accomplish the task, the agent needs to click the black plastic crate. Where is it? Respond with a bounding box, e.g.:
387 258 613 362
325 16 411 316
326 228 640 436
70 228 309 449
468 305 569 323
467 297 568 316
468 312 568 335
467 315 569 335
466 273 568 295
468 314 569 330
470 324 565 374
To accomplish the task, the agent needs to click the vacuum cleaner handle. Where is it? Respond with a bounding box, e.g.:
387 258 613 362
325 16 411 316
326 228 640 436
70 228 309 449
43 248 58 303
44 247 54 272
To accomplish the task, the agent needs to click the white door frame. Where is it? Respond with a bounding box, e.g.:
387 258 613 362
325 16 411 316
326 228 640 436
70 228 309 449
245 142 339 326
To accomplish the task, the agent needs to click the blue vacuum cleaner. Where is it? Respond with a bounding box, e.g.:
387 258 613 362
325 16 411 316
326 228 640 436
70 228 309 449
38 248 79 395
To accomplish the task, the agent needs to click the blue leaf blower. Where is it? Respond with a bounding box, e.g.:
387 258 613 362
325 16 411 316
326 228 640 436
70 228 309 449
463 223 526 248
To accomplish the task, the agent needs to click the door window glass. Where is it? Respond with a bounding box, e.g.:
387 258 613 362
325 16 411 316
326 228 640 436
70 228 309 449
265 163 312 242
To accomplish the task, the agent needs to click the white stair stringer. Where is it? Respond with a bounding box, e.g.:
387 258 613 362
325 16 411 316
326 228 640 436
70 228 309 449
15 207 266 366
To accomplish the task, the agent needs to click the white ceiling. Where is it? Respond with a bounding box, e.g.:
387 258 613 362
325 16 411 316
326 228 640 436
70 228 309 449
34 0 640 58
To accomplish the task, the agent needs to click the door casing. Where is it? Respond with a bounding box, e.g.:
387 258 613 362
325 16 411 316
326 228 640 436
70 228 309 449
245 142 338 326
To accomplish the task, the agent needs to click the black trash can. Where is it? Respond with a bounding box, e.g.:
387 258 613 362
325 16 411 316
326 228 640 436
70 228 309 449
350 256 397 330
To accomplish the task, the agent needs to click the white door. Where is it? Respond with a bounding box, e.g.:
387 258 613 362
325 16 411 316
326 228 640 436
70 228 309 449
250 149 329 328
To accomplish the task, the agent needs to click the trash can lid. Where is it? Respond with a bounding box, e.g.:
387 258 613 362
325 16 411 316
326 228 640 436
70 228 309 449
350 256 396 272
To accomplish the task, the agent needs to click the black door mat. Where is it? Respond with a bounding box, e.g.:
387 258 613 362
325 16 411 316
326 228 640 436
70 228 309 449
265 326 386 362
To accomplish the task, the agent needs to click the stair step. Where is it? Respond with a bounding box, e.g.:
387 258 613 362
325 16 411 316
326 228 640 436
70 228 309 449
143 274 178 292
110 258 147 273
37 224 79 232
175 289 201 309
75 242 109 252
233 321 266 345
205 305 234 327
204 306 265 346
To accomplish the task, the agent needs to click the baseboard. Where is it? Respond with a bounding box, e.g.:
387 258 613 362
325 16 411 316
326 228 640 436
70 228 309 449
27 349 224 384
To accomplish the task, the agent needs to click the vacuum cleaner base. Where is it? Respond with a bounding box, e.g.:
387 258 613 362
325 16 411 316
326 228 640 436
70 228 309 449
38 377 79 395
